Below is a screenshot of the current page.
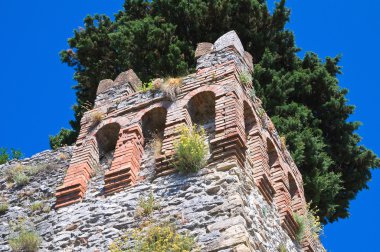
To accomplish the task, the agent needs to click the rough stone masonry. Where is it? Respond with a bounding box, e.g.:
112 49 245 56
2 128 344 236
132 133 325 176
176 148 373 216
0 31 325 252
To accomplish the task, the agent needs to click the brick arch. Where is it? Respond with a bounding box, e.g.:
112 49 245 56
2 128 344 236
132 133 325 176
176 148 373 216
90 118 128 136
186 91 216 127
130 101 172 125
141 107 167 140
95 122 121 160
181 85 224 107
243 101 258 137
288 172 299 199
267 138 279 169
288 171 304 214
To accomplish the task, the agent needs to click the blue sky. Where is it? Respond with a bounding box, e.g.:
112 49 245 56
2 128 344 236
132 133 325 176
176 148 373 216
0 1 379 251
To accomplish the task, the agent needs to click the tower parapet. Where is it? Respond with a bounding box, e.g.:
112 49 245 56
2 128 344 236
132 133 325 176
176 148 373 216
55 31 322 251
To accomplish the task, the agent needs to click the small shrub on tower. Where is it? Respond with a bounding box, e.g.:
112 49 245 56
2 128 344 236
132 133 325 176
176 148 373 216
239 71 252 86
174 125 208 173
110 222 196 252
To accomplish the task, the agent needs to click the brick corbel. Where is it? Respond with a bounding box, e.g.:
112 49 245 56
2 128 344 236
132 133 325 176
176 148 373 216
247 132 275 203
155 104 192 177
55 137 99 208
104 124 144 195
211 91 246 168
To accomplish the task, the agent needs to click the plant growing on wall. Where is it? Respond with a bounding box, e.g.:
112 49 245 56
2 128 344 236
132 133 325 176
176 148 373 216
239 71 252 86
0 202 9 215
8 229 41 252
160 77 183 100
8 220 41 252
90 111 104 124
136 192 159 217
294 213 306 242
139 80 156 93
293 202 323 242
110 222 196 252
174 125 207 173
3 164 50 187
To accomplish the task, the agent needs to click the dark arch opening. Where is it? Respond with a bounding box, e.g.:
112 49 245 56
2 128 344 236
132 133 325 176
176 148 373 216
244 101 257 137
187 91 216 133
141 107 167 144
267 139 278 168
95 122 121 160
140 107 167 178
288 173 298 199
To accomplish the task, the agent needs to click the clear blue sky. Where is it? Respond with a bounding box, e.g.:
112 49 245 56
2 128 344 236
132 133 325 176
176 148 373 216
0 1 379 251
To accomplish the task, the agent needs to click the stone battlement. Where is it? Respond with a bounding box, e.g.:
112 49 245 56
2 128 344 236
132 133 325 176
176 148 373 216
55 31 322 251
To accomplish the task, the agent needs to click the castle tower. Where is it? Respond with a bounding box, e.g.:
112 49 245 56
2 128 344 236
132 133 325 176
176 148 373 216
55 31 322 251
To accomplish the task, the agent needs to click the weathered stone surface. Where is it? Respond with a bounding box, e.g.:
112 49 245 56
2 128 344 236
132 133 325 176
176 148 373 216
195 42 214 59
96 79 114 95
114 69 142 91
213 30 245 56
0 145 324 251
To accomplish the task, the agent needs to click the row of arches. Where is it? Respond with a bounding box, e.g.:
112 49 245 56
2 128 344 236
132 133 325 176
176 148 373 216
95 91 217 173
94 90 301 214
244 101 301 214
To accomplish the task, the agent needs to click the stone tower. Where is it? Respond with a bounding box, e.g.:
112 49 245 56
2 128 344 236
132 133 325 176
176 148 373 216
54 31 324 252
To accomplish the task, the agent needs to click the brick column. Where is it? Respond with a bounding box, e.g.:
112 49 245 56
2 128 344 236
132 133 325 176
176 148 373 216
301 234 318 252
272 164 299 240
104 124 144 195
291 192 305 215
55 138 99 208
246 132 275 203
211 91 246 169
155 104 191 177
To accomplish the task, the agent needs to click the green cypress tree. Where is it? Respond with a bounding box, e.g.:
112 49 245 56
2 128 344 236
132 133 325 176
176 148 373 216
54 0 379 223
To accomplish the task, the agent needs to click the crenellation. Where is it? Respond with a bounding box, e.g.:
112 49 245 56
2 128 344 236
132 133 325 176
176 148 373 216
195 42 214 59
96 79 114 95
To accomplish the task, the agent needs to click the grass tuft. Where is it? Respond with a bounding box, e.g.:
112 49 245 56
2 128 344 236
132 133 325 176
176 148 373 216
9 229 41 252
0 202 9 215
110 222 196 252
294 213 306 242
239 71 252 86
90 111 104 124
30 202 44 213
136 192 158 217
2 164 50 187
158 77 183 100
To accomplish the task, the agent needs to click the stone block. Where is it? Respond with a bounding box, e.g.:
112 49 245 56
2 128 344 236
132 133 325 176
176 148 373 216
214 30 245 57
195 42 213 59
96 79 114 95
114 69 142 92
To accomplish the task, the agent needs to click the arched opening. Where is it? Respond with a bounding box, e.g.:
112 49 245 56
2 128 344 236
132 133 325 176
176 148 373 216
244 102 259 170
140 107 167 178
95 122 121 170
244 102 257 138
141 107 167 144
288 172 301 213
288 173 298 199
187 91 216 135
267 139 279 168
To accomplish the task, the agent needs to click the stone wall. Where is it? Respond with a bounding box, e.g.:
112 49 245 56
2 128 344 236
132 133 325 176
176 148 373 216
1 146 314 252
